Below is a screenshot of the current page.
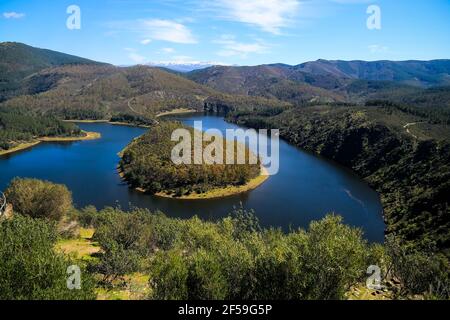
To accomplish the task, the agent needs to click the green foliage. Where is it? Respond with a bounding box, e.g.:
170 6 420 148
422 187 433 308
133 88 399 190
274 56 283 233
119 121 260 196
386 237 449 299
0 106 82 151
149 214 374 300
5 178 72 221
229 105 450 261
0 214 96 300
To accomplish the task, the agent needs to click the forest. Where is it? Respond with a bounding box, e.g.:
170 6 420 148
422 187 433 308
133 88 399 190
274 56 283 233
0 107 82 151
119 121 261 197
227 105 450 261
1 178 448 300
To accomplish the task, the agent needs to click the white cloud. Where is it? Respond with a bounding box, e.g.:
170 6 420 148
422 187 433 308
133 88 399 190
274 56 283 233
3 12 25 19
209 0 300 34
368 44 389 54
162 47 175 53
140 39 152 45
125 48 147 64
214 35 269 58
140 19 197 44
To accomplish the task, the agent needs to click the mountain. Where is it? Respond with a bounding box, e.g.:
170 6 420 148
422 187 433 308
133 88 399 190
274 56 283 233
186 60 450 106
187 65 346 105
0 42 103 101
295 59 450 87
148 62 222 73
0 43 288 119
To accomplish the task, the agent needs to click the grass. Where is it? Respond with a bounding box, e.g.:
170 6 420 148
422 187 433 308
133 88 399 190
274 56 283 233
57 227 151 300
55 227 101 262
156 108 198 118
96 273 151 300
346 285 393 300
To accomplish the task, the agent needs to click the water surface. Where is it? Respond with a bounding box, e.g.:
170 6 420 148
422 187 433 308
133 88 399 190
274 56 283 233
0 114 385 242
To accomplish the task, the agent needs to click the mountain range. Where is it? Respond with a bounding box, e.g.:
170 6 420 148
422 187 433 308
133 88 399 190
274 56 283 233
1 42 449 116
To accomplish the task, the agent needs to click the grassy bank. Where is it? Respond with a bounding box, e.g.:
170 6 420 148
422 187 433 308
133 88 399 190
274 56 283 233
156 108 198 118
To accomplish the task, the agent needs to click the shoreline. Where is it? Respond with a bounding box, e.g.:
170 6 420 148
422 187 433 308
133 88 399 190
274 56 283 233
118 166 270 200
64 119 152 128
156 108 198 118
63 119 109 123
0 131 101 156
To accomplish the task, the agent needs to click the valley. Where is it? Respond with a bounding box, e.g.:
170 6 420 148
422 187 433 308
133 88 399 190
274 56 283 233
0 42 449 300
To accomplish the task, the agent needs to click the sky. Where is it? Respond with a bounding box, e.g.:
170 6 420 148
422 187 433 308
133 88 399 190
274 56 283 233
0 0 449 66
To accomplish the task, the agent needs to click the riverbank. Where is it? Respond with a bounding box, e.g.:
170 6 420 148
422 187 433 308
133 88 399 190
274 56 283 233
118 166 269 200
64 119 152 128
0 131 101 156
156 108 198 118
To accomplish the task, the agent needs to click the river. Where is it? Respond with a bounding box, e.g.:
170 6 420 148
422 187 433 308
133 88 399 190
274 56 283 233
0 114 385 242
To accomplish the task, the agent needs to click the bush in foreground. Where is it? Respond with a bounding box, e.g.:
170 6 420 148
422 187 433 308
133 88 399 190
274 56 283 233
0 214 95 300
5 178 72 221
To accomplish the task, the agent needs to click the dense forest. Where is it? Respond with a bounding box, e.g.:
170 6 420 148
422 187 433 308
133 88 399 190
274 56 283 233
0 107 82 151
119 121 260 197
1 178 447 300
227 105 450 261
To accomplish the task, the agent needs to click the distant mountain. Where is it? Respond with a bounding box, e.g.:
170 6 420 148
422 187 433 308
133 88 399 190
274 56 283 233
148 62 223 73
186 60 450 105
1 42 449 116
187 65 346 105
294 59 450 87
0 42 103 101
0 43 287 119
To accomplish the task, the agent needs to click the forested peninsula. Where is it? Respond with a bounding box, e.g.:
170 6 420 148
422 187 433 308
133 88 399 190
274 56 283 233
119 121 265 199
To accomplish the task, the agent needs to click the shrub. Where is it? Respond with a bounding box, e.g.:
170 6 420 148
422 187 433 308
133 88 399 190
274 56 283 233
0 215 95 300
5 178 72 221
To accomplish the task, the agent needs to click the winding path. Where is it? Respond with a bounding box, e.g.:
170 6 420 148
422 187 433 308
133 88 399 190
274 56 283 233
403 122 424 139
127 97 143 115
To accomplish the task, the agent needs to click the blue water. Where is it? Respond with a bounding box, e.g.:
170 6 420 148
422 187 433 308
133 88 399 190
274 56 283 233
0 114 385 242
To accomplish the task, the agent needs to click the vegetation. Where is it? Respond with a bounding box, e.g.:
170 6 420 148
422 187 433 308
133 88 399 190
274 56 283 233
5 178 72 221
76 206 379 300
0 214 95 300
0 106 82 151
0 42 103 101
1 179 448 300
119 121 261 197
228 105 450 261
110 113 155 127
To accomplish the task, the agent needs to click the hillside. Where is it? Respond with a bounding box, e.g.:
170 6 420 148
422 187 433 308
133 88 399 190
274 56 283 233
187 65 346 105
227 105 450 259
295 59 450 87
187 60 450 106
0 43 289 121
0 42 103 101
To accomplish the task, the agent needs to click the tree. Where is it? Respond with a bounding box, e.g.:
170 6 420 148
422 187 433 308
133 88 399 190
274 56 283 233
0 214 95 300
5 178 72 221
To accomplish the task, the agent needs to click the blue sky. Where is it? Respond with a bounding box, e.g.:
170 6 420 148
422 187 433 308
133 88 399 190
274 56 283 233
1 0 449 66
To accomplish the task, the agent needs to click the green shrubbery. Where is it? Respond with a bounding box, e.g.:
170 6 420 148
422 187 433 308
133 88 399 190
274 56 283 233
0 214 95 300
2 179 448 300
5 178 72 221
79 206 381 300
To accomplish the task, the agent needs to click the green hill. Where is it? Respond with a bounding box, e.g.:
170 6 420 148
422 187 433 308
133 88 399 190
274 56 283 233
0 42 103 101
